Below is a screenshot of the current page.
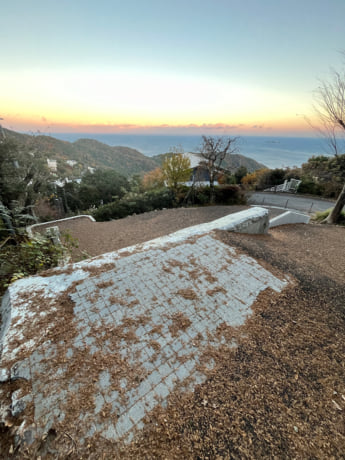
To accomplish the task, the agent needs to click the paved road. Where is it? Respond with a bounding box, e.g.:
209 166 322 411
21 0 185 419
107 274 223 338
248 192 335 214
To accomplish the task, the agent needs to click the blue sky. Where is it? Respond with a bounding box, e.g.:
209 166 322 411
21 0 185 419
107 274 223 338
1 0 345 135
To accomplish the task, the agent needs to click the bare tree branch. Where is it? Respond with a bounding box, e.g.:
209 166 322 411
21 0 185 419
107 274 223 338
198 136 238 203
313 55 345 223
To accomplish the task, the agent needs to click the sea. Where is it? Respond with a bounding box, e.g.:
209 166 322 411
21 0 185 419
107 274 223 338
49 133 331 169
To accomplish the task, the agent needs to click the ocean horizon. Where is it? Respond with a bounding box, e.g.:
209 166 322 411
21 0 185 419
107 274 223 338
48 133 331 169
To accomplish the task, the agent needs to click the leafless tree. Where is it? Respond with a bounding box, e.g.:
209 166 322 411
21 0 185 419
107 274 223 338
313 59 345 224
198 135 238 203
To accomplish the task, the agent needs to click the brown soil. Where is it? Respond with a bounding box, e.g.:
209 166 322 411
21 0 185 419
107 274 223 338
4 210 345 459
115 224 345 460
34 206 282 261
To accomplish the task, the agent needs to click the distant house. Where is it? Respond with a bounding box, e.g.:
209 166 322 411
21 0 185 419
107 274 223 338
182 152 221 187
47 159 57 172
66 160 77 167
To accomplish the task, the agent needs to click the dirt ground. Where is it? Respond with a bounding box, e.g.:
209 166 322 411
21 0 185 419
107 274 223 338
4 209 345 458
115 223 345 460
33 206 282 261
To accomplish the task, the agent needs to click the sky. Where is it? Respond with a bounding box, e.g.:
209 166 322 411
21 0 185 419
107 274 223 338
1 0 345 137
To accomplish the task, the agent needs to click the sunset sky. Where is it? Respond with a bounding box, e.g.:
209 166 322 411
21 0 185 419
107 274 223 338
1 0 345 136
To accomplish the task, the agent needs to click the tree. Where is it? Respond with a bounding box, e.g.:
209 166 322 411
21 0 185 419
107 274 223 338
0 138 49 209
234 166 248 184
313 60 345 223
142 167 165 190
198 136 238 203
0 138 50 235
161 151 191 191
79 169 129 207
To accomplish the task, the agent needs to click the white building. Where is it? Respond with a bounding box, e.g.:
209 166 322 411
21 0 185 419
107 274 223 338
47 159 57 172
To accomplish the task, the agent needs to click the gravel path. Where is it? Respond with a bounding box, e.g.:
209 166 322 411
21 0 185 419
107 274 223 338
34 205 282 261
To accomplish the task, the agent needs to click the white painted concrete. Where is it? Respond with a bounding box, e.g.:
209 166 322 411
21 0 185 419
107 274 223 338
269 211 310 228
27 214 95 237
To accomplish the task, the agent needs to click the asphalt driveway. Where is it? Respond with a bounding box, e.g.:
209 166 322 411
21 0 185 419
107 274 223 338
248 192 335 214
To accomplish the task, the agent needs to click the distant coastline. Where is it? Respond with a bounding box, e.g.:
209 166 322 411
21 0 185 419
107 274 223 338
34 133 329 169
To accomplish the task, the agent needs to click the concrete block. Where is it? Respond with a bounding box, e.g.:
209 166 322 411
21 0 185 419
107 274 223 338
154 382 170 400
269 210 310 228
115 415 133 438
175 364 192 381
127 401 146 425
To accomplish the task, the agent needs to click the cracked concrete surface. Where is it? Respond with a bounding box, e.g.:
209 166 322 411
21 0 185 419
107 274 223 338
0 220 289 447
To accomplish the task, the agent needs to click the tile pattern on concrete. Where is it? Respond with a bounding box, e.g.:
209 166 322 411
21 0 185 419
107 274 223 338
0 232 288 445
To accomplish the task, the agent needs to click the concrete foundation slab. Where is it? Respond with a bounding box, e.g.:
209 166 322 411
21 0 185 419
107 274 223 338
0 210 289 449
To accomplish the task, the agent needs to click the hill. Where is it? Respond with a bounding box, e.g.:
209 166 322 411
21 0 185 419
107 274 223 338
3 129 265 177
151 152 265 173
3 129 158 177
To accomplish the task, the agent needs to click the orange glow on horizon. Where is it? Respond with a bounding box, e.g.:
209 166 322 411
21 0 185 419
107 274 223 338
2 112 314 137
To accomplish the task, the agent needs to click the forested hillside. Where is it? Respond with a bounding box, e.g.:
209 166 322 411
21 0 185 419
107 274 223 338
3 129 158 177
3 129 265 177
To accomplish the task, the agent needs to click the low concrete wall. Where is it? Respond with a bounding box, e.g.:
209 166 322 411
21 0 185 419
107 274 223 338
27 215 95 237
213 207 269 234
125 207 269 253
269 211 310 228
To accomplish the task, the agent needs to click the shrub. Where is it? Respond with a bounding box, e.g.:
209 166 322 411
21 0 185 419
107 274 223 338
312 209 345 225
214 185 246 205
93 184 246 222
93 188 176 221
0 235 66 298
193 187 211 205
297 178 324 196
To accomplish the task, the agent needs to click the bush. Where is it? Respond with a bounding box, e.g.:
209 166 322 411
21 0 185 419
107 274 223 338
93 188 176 221
214 185 246 205
193 187 211 205
0 235 66 298
297 178 324 196
189 185 245 206
312 209 345 225
93 185 246 222
320 181 343 199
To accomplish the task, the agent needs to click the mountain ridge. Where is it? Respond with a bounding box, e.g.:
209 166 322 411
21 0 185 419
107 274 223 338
3 129 266 176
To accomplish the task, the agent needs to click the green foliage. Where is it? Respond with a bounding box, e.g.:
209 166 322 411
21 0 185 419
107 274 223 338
188 185 245 206
297 177 324 196
0 138 49 209
93 188 176 221
162 153 191 190
0 201 38 239
4 128 158 177
312 208 345 225
81 169 130 204
56 169 131 212
215 185 246 204
218 171 236 185
255 168 287 190
234 166 248 184
300 153 345 198
93 184 246 221
0 234 65 298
